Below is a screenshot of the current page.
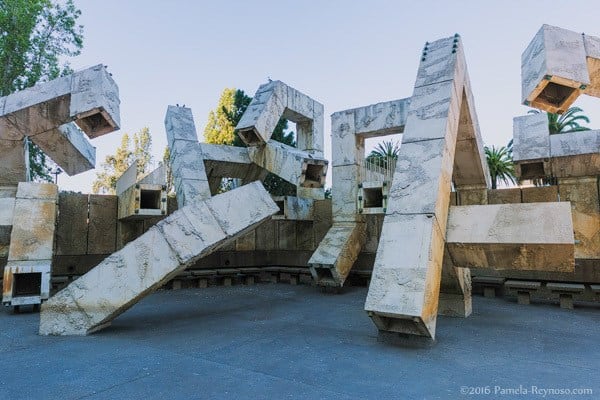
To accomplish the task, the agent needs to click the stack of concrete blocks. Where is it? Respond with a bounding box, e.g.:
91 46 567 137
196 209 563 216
308 99 409 287
363 35 575 340
0 65 120 308
236 80 328 200
522 25 600 114
116 162 168 221
0 64 120 184
39 181 279 335
2 183 58 308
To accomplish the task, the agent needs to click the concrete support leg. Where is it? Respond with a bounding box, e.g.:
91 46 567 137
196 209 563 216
39 182 278 335
559 294 574 309
517 291 531 305
483 287 496 298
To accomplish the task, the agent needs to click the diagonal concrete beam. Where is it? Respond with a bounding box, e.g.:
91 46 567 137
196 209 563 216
164 106 211 206
39 181 279 335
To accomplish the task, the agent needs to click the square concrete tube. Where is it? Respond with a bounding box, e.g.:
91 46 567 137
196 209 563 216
247 141 328 189
236 81 324 155
522 25 600 113
513 113 600 179
39 181 279 335
308 222 366 287
446 203 575 272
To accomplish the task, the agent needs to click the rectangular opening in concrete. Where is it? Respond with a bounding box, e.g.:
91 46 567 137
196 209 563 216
238 128 263 146
75 110 114 137
275 200 285 215
302 164 325 188
140 189 162 210
314 267 335 284
13 273 41 297
520 162 545 179
536 82 576 109
363 187 383 208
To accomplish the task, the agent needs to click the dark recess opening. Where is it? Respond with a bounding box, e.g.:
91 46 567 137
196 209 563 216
520 162 545 179
77 112 112 136
302 164 324 188
275 200 285 215
314 267 335 283
238 128 262 146
363 187 384 208
140 189 162 209
537 82 576 108
13 273 42 297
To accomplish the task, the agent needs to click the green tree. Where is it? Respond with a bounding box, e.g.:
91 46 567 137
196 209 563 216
528 107 590 134
92 128 154 194
366 140 401 162
203 87 296 196
485 145 515 190
0 0 83 182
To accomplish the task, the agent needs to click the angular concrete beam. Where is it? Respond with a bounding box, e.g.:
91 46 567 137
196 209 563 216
3 182 58 306
164 106 211 206
39 181 279 335
0 64 120 140
30 123 96 176
272 196 315 220
447 203 574 272
366 35 470 339
522 25 600 113
248 141 328 189
236 81 324 155
512 113 600 179
0 139 26 185
308 222 366 286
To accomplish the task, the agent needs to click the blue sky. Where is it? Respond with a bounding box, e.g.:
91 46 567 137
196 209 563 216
60 0 600 191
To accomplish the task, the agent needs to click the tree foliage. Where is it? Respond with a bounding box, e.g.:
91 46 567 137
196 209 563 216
0 0 83 182
203 87 296 196
92 128 153 194
484 145 515 190
366 140 401 162
528 107 590 134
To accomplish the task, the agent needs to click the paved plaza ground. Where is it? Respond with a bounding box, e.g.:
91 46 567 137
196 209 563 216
0 284 598 399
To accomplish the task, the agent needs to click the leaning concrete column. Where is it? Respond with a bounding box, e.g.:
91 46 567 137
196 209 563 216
39 181 278 335
365 36 466 339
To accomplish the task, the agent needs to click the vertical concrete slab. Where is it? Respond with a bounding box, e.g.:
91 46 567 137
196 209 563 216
87 195 117 255
39 181 279 335
55 192 89 255
521 186 558 203
487 188 522 204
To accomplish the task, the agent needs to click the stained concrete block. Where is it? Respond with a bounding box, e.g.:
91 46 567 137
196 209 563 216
331 110 362 167
308 222 366 286
415 36 466 88
549 129 600 177
115 162 138 196
272 196 314 220
237 82 286 146
521 186 558 203
0 139 26 185
558 177 600 259
55 192 89 256
487 188 522 204
331 164 360 222
446 203 574 272
8 183 58 262
522 25 589 113
457 187 487 206
386 138 454 231
30 123 96 176
365 213 445 338
87 195 117 255
512 113 550 163
1 64 120 139
39 181 278 335
353 98 409 137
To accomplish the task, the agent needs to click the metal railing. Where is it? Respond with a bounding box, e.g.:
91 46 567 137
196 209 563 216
360 156 396 183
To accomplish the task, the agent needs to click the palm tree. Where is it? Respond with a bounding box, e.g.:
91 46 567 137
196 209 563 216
485 145 516 189
528 106 590 134
366 140 401 161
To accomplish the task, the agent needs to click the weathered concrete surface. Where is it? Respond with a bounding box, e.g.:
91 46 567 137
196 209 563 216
366 36 476 339
117 163 167 221
513 113 600 179
3 182 58 305
522 25 589 113
0 65 119 182
272 196 314 220
558 177 600 259
164 106 210 206
236 81 324 156
39 182 279 335
0 139 26 184
0 188 16 258
308 222 366 286
248 141 328 188
446 203 574 272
